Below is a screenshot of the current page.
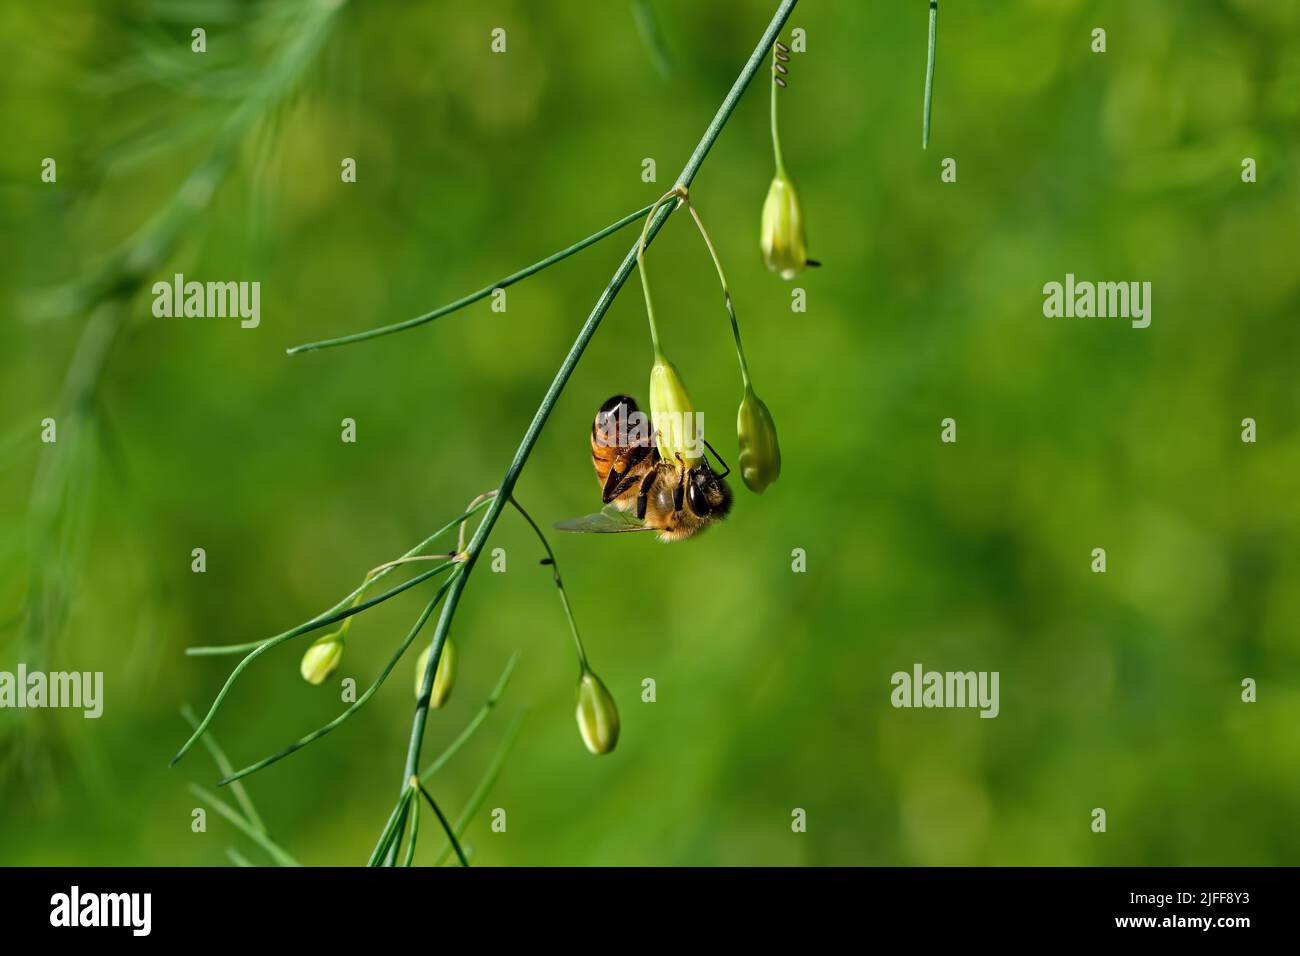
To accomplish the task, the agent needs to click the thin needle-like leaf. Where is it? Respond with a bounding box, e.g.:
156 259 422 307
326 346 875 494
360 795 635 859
218 575 458 786
922 0 937 149
185 562 451 657
172 500 489 766
181 705 265 833
190 783 301 867
368 787 415 867
185 499 486 657
509 498 589 670
286 203 655 355
401 797 421 867
420 652 520 782
432 710 526 866
416 779 469 867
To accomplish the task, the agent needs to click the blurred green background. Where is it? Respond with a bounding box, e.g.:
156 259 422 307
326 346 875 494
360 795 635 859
2 0 1298 866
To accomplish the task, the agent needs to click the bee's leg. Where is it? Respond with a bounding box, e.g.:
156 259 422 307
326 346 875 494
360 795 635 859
636 469 658 520
601 464 624 504
611 469 644 500
672 456 686 513
602 444 652 504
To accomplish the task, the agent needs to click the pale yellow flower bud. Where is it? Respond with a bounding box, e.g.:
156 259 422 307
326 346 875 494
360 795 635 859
575 670 620 755
300 631 345 685
413 638 456 708
760 169 809 280
737 387 781 493
649 354 704 467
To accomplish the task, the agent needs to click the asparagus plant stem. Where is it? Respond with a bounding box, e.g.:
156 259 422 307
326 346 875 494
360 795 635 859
420 652 519 782
171 499 489 764
507 497 589 673
368 787 415 866
286 203 655 355
217 573 458 786
923 0 937 149
391 0 801 842
636 187 684 357
401 795 421 867
185 559 449 656
181 706 266 834
770 73 786 174
431 709 526 867
456 490 500 554
415 779 470 867
189 784 301 867
681 197 752 389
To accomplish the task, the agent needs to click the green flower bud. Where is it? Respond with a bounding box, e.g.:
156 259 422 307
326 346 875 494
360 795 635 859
413 638 456 708
737 387 782 493
649 354 703 467
760 169 809 280
300 631 344 686
575 670 620 755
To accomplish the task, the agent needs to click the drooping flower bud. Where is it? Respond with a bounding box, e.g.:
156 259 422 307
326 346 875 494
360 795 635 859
737 386 782 493
649 354 704 467
760 169 809 280
575 670 620 755
300 631 345 685
413 638 456 708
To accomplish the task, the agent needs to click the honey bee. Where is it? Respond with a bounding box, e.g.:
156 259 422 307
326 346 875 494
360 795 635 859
555 395 732 542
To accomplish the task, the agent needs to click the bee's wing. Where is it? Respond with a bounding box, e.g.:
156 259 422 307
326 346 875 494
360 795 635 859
554 506 654 534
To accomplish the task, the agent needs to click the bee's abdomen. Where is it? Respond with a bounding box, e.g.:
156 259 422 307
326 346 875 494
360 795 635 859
591 395 638 480
590 398 629 486
592 395 639 446
590 395 658 503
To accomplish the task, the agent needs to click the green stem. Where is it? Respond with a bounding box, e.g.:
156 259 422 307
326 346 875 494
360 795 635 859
420 652 519 782
923 0 937 149
401 797 421 867
390 0 800 848
416 780 470 867
681 198 752 389
186 560 452 656
636 187 683 357
507 497 589 673
171 500 488 764
333 553 457 644
368 786 415 867
770 73 785 174
455 490 499 554
181 706 266 834
286 204 655 355
431 710 526 867
217 573 458 786
189 784 301 867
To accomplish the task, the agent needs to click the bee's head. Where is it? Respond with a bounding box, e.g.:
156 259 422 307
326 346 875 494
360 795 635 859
685 461 732 519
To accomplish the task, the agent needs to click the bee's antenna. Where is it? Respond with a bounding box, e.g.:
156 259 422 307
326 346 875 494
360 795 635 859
702 439 731 479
